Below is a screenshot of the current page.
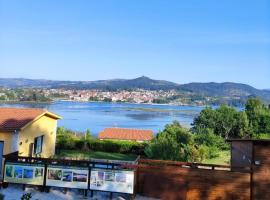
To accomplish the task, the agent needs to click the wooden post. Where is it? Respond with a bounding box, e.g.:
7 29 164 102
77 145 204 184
88 163 92 197
110 164 115 199
84 189 87 197
110 192 113 200
250 143 254 200
90 190 94 198
2 159 8 188
43 163 48 193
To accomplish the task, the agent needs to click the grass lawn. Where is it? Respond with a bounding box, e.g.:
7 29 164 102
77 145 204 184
203 150 230 165
55 150 138 161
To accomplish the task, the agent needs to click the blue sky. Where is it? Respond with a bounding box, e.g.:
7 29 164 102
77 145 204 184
0 0 269 89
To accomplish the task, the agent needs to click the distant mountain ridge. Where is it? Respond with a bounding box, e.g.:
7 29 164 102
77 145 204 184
0 76 270 102
0 76 179 90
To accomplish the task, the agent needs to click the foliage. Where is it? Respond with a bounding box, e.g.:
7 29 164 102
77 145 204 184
103 97 112 102
194 128 229 150
145 121 204 162
56 127 79 149
0 88 51 102
80 139 147 154
203 150 230 165
192 98 270 140
56 150 137 161
85 129 91 140
56 127 146 155
152 98 169 104
89 96 99 101
192 105 250 138
245 98 270 137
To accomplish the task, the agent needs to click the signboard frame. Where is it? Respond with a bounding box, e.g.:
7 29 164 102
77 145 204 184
46 165 89 189
2 156 137 198
3 161 45 186
89 166 135 195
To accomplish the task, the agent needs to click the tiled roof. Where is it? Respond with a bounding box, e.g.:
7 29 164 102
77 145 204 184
0 107 59 131
99 128 153 141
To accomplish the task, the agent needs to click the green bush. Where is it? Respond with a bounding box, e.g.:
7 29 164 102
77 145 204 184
198 145 219 159
56 127 79 149
56 127 147 155
253 133 270 139
87 139 146 154
194 128 229 150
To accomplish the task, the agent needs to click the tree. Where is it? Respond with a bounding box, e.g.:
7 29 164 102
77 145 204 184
145 121 202 162
232 111 250 138
85 129 91 140
56 127 78 149
194 128 229 150
215 105 239 138
245 98 270 137
192 105 248 138
192 107 217 132
145 131 182 161
245 98 264 133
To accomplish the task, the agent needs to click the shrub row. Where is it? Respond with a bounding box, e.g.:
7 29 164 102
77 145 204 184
56 135 147 155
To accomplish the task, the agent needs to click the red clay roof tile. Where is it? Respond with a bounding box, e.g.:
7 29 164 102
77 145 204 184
0 107 47 131
99 127 153 141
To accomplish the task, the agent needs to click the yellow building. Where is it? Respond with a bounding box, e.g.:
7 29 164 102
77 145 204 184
0 107 61 168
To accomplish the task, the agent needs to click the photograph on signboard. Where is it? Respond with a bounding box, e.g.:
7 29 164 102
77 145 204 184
104 172 114 182
4 163 45 186
62 171 72 182
73 172 87 182
90 169 134 194
115 172 126 183
23 168 34 179
35 168 44 178
98 171 104 180
48 169 62 180
46 166 89 189
5 165 13 178
14 166 23 179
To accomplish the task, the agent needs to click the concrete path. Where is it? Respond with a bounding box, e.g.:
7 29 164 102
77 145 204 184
0 184 159 200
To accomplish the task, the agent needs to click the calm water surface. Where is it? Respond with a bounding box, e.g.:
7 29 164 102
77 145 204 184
0 101 204 135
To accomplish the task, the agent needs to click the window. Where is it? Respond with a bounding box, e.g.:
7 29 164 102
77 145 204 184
34 135 44 155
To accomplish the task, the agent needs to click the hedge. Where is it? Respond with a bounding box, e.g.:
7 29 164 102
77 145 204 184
56 136 147 155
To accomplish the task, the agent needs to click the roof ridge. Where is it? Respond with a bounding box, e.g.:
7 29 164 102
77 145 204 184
0 107 46 111
105 127 153 131
0 108 59 132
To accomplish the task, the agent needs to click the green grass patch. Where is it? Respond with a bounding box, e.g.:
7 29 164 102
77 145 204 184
203 150 230 165
55 150 138 161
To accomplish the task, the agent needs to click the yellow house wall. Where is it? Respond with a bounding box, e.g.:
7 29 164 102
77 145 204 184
0 131 13 155
19 115 58 158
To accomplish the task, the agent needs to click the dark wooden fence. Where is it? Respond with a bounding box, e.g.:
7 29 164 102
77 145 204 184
136 159 251 200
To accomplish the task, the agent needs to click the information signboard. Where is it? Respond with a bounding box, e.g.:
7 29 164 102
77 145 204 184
4 162 45 186
46 165 89 189
90 168 134 194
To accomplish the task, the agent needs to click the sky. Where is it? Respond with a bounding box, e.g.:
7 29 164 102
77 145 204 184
0 0 269 89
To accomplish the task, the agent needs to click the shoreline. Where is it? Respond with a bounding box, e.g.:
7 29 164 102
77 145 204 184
0 100 54 104
58 99 207 107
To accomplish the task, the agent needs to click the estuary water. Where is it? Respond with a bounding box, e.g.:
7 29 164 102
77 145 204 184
0 101 204 135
